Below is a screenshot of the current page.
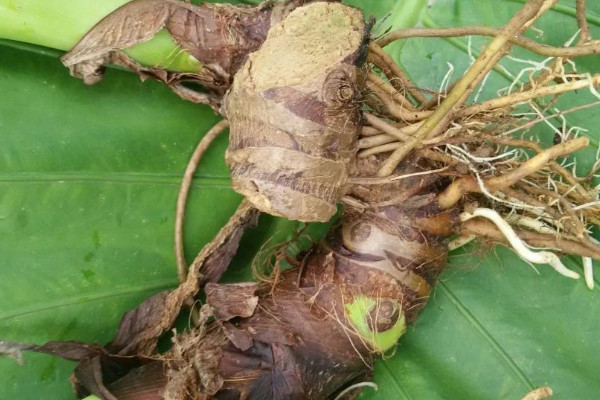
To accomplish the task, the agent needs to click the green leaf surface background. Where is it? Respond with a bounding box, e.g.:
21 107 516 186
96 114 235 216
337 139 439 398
0 1 599 399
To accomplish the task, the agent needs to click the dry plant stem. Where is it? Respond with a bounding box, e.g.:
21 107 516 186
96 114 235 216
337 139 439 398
341 195 369 210
367 43 428 104
460 220 600 260
502 100 600 137
376 0 560 177
377 26 600 57
170 83 215 106
175 119 230 282
187 198 256 274
367 72 417 110
437 137 589 209
419 80 457 110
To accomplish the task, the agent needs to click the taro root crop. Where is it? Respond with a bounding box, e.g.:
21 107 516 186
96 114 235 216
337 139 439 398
1 0 600 399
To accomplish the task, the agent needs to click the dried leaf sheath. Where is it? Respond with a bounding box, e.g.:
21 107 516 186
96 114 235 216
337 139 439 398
61 0 303 97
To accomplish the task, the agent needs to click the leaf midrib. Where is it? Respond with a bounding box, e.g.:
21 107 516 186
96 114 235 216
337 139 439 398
438 282 535 391
0 172 231 187
0 279 178 322
379 361 414 400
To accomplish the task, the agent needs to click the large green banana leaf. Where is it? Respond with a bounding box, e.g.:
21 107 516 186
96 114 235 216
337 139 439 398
1 0 599 399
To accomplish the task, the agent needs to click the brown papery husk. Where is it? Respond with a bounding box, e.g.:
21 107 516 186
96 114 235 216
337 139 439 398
224 1 369 223
61 0 307 108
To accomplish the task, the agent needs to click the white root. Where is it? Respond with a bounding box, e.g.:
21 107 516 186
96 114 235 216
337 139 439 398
583 257 594 290
333 382 378 400
439 62 455 96
584 237 600 289
460 208 580 280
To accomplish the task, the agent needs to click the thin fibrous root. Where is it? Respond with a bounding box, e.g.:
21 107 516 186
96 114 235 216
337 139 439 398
492 138 595 204
333 382 378 400
460 208 580 279
349 167 448 185
516 182 592 241
367 72 416 110
175 119 230 282
367 42 428 105
500 100 600 138
437 137 589 209
365 80 431 122
376 26 600 58
375 0 560 177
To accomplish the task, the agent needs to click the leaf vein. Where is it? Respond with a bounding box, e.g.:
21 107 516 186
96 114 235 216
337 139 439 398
0 172 232 188
0 280 177 322
438 282 535 391
379 361 414 400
